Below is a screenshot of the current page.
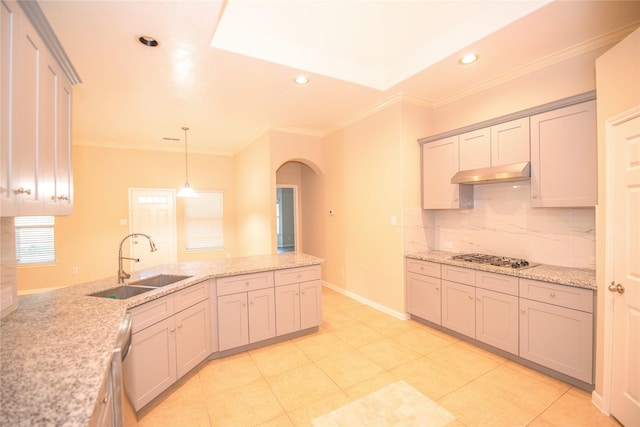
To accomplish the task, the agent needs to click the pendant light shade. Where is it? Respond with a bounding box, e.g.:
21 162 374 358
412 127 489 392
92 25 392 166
177 126 198 197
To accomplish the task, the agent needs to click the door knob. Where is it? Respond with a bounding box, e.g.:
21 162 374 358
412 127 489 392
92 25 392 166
608 281 625 294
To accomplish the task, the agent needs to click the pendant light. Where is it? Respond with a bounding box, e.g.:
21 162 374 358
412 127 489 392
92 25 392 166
177 126 198 197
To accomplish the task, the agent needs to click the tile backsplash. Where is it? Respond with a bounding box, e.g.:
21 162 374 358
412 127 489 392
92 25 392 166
404 181 595 269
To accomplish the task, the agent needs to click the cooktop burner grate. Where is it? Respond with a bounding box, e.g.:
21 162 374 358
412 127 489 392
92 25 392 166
451 253 534 269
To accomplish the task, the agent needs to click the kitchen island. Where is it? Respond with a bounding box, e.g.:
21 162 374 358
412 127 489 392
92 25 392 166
0 252 324 426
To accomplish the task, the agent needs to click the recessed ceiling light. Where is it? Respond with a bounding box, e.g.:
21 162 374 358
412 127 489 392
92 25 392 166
138 36 159 47
294 75 309 85
460 54 478 64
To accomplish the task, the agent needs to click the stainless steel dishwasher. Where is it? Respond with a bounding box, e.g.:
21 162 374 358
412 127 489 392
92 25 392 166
113 313 137 427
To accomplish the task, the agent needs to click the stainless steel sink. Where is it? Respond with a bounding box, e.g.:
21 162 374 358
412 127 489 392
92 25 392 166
87 274 192 299
127 274 192 288
88 286 154 299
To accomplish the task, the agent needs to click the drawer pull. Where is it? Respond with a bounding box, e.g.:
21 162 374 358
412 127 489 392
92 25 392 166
549 292 556 298
13 187 31 195
245 282 250 286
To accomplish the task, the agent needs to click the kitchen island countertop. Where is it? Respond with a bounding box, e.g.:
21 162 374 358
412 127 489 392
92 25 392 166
0 252 324 427
405 250 596 290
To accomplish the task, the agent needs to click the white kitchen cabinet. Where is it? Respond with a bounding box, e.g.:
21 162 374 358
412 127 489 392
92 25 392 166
422 136 473 209
405 259 441 324
124 280 211 411
441 280 476 338
459 118 530 171
0 3 76 216
530 100 597 207
217 271 276 351
274 265 322 335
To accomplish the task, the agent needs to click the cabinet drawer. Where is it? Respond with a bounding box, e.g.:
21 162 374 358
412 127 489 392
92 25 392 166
129 294 175 333
275 265 321 286
519 278 593 313
174 280 209 313
217 271 274 296
442 265 475 286
476 271 518 296
406 259 440 278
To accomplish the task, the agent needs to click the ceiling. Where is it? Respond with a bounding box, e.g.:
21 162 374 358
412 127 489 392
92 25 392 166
39 0 640 156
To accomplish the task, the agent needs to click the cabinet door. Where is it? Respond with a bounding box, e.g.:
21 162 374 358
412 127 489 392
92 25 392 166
530 100 597 207
217 293 248 351
124 316 177 411
175 300 211 378
54 78 73 215
422 136 473 209
476 288 518 354
275 283 300 336
300 280 322 329
1 0 18 215
490 117 530 166
248 288 276 343
441 280 475 338
519 298 593 383
459 127 491 170
39 53 59 213
406 272 441 324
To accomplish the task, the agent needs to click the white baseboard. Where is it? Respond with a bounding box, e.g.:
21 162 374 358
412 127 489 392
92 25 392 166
591 390 610 416
322 281 409 321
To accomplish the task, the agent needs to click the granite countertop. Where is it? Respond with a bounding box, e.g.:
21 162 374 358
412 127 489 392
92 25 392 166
0 252 324 427
405 250 596 291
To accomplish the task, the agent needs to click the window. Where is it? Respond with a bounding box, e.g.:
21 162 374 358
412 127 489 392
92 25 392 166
15 216 55 265
184 191 224 250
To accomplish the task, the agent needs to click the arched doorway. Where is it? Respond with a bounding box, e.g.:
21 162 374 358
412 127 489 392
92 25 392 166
275 160 322 254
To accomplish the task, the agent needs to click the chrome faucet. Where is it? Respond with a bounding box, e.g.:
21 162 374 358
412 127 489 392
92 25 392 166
118 233 158 284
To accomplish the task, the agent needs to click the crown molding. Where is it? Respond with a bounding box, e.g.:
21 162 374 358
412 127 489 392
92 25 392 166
19 1 81 85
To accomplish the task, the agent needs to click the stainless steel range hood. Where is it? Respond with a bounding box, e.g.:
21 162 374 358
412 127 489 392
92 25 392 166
451 162 530 185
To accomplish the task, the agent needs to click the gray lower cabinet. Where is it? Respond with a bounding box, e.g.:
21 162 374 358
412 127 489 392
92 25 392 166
124 280 211 411
519 278 594 383
274 265 323 335
405 257 594 385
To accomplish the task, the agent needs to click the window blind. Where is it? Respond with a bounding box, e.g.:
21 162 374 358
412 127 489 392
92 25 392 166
184 191 224 250
15 216 55 264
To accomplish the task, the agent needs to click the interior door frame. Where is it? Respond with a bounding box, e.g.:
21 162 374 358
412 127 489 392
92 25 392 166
276 184 300 252
599 104 640 415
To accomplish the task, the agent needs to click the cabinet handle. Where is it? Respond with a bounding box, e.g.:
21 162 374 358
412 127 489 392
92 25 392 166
57 195 69 201
13 187 31 195
101 396 109 404
245 282 250 286
532 195 538 199
250 301 253 305
298 274 302 278
177 324 183 329
242 302 246 306
549 292 555 298
435 287 439 291
468 295 473 300
295 292 299 296
520 309 526 314
170 328 175 332
301 291 305 295
476 297 481 302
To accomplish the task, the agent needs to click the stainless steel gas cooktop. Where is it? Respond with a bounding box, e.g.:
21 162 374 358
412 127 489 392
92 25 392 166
451 253 536 269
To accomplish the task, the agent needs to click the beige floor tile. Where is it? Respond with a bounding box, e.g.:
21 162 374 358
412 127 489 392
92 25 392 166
366 314 419 336
321 309 360 330
538 387 623 427
342 371 397 400
256 414 295 427
266 364 341 412
286 392 350 427
331 321 386 348
205 378 284 426
137 399 210 427
358 337 422 370
392 327 456 355
315 349 385 388
292 331 353 361
425 342 505 380
388 356 472 401
438 380 537 427
471 361 571 415
249 340 313 377
198 352 264 396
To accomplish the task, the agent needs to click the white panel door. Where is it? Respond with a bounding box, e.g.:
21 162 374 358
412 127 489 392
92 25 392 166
610 110 640 426
129 188 177 272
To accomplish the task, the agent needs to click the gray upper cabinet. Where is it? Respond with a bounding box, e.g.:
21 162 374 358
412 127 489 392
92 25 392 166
530 100 597 207
422 136 473 210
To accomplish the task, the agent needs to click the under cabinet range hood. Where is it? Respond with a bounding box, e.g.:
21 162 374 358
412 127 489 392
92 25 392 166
451 162 530 185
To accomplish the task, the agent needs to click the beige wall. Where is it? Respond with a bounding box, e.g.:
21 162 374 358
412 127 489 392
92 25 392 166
17 145 236 292
594 27 640 399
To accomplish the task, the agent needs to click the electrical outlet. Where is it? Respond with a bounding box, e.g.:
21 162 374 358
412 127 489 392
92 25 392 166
443 241 453 250
72 267 79 274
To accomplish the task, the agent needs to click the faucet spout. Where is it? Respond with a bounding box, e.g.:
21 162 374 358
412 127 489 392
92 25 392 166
118 233 158 284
